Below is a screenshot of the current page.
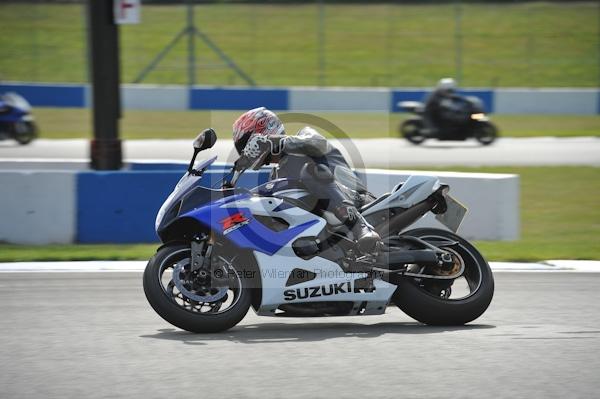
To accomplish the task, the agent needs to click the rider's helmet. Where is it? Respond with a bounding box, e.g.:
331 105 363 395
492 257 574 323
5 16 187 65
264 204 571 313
436 77 457 93
232 107 285 155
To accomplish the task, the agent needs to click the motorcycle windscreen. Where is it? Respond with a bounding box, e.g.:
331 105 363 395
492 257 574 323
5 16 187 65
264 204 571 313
435 194 467 233
1 93 31 112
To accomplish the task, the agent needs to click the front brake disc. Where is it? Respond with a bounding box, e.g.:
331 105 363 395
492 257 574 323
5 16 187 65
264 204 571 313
173 259 228 303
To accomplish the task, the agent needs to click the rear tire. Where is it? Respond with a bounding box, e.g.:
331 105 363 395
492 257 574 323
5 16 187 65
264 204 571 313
400 119 426 145
392 228 494 325
143 244 252 333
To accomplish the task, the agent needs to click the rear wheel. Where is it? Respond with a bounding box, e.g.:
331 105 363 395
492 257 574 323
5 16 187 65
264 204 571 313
400 119 426 145
392 228 494 325
474 122 497 146
143 244 252 333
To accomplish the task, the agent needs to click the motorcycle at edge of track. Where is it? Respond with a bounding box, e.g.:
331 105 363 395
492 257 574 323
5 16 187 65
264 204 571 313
143 129 494 333
398 96 498 146
0 92 38 145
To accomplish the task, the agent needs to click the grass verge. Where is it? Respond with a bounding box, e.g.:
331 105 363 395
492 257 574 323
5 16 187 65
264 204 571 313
0 244 156 263
1 166 598 263
425 166 600 262
33 108 600 140
1 2 598 87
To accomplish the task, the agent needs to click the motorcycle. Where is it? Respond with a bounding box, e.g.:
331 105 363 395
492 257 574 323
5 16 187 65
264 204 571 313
143 129 494 333
399 96 497 146
0 92 38 145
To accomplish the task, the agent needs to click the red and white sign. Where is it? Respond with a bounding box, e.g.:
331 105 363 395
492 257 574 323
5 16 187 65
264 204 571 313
114 0 141 25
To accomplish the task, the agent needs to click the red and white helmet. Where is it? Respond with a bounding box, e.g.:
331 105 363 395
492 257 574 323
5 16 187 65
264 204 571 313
233 107 285 154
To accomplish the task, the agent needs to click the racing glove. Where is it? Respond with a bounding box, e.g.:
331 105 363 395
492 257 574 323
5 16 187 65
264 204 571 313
240 134 287 169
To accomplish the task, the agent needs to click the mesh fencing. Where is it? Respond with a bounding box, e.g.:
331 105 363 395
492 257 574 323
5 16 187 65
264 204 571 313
0 0 598 87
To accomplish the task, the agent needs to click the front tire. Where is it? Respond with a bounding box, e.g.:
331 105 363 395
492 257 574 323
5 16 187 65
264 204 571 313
474 121 497 146
392 228 494 325
143 244 252 333
400 119 426 145
14 121 37 145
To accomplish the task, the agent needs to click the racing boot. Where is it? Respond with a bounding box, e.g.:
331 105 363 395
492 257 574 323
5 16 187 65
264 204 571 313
334 200 381 255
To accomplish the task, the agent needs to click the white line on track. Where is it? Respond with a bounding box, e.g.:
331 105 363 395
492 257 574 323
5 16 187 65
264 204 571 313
0 260 598 273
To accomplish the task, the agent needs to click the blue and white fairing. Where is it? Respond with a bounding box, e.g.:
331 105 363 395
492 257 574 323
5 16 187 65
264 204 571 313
183 194 321 256
155 156 219 231
187 190 397 315
0 92 34 123
155 159 398 315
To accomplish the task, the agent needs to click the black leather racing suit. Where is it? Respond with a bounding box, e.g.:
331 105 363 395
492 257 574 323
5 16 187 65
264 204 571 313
270 127 380 253
272 128 348 179
423 89 461 133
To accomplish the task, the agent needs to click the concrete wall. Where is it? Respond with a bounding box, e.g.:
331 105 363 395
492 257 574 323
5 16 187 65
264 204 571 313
0 162 519 244
121 84 188 110
494 89 599 114
1 82 597 114
0 171 77 244
359 169 519 241
289 87 390 112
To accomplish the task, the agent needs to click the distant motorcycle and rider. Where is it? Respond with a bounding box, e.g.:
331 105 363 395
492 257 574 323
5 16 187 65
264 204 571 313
0 92 37 145
399 78 498 146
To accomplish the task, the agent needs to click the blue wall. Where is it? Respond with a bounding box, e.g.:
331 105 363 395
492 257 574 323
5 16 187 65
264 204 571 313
0 83 85 107
2 82 596 114
77 171 182 243
190 87 289 110
76 168 270 243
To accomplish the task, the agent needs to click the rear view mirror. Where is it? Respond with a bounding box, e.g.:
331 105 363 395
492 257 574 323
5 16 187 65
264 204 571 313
193 128 217 151
188 129 218 175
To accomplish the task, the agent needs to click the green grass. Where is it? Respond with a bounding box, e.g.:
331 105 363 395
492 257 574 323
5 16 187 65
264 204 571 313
0 244 156 263
487 115 600 138
33 108 600 140
1 2 598 87
422 166 600 262
1 166 598 262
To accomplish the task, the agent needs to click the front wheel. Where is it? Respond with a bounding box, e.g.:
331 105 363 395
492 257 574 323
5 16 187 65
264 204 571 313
400 119 426 145
392 228 494 325
474 121 497 146
143 244 252 333
14 121 37 145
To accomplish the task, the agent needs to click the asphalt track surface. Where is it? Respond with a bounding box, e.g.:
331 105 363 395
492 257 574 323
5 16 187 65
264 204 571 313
1 272 599 398
1 136 599 167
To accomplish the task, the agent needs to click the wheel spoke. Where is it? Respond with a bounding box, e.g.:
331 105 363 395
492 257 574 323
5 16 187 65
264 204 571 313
157 250 242 315
407 234 485 301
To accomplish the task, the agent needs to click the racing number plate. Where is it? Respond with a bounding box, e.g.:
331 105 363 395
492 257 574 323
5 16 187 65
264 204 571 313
435 194 468 233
